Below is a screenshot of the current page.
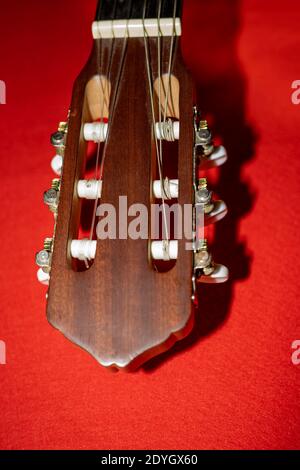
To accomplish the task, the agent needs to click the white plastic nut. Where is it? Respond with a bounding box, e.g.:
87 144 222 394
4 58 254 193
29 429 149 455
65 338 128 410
153 179 179 199
92 18 182 39
77 179 102 200
70 239 97 261
37 268 50 286
83 122 108 142
51 154 63 176
151 240 178 261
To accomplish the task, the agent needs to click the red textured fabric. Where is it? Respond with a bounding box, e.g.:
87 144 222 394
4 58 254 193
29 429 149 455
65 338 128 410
0 0 300 450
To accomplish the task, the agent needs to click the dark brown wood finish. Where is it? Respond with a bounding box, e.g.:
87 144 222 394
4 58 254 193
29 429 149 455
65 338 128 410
47 36 195 370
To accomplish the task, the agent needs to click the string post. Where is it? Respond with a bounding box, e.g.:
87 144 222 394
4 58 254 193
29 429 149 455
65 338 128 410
70 239 97 262
155 119 179 141
77 179 102 200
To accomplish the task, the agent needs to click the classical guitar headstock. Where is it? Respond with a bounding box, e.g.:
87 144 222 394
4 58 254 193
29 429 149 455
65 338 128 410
35 0 228 370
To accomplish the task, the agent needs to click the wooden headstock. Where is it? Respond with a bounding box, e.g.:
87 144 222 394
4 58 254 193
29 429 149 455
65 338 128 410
36 0 228 370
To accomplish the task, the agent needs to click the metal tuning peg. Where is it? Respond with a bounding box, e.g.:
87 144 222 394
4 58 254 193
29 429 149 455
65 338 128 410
194 118 214 156
193 239 228 284
50 121 68 176
195 178 228 225
35 238 53 286
38 118 67 285
43 179 60 215
193 108 227 169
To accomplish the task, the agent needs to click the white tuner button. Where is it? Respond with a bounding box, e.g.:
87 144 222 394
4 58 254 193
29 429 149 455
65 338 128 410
77 179 102 200
70 239 97 261
200 145 228 170
205 200 228 225
37 268 50 286
153 179 179 199
151 240 178 261
83 122 108 142
51 154 63 176
199 264 229 284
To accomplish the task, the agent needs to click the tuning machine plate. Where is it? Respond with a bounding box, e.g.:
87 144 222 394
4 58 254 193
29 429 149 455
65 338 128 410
191 107 229 299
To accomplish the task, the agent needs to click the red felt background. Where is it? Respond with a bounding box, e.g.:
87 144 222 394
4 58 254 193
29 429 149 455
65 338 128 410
0 0 300 450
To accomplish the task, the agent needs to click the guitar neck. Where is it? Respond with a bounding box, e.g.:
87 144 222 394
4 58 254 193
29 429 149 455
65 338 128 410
95 0 183 21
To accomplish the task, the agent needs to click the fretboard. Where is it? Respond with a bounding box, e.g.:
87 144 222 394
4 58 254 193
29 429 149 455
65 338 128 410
96 0 183 21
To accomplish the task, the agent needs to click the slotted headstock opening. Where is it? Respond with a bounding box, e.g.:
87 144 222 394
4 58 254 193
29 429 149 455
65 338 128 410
151 74 180 273
69 75 111 272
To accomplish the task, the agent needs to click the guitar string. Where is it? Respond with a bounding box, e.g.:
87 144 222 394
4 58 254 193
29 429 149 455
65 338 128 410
157 1 172 203
98 2 132 178
157 0 163 168
158 0 178 200
88 0 118 251
94 0 118 182
87 1 178 255
142 0 170 242
160 0 179 214
88 0 133 249
163 0 178 124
